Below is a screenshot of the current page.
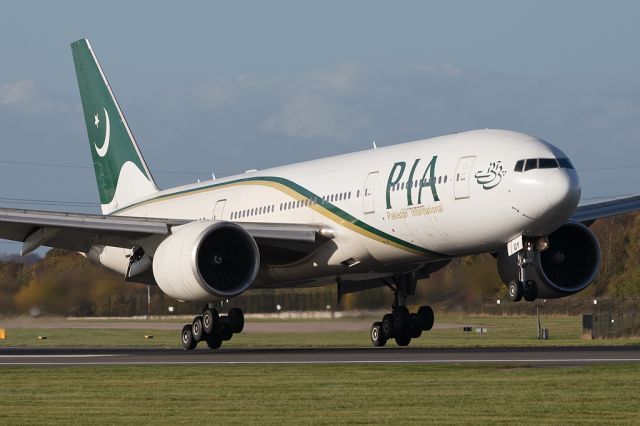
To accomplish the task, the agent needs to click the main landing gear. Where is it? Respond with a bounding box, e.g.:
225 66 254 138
370 273 435 347
181 304 244 350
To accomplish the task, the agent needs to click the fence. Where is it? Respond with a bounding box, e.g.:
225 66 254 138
583 313 640 339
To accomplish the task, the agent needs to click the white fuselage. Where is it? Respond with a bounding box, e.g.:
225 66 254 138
93 129 580 288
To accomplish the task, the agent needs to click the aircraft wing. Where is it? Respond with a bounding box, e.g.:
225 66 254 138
0 207 333 260
571 195 640 223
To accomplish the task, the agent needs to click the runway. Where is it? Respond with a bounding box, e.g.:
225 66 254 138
0 346 639 366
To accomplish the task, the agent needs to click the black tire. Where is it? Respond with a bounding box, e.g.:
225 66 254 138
417 305 435 331
392 306 411 333
394 333 412 347
370 322 387 347
181 324 197 350
410 313 422 338
382 314 394 338
228 308 244 333
202 308 219 335
192 316 204 341
508 280 523 302
219 317 234 341
205 334 223 350
523 280 538 302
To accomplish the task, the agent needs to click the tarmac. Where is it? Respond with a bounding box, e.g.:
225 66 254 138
0 346 638 366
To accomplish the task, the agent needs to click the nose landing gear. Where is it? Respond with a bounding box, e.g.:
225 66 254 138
181 304 244 350
508 240 539 303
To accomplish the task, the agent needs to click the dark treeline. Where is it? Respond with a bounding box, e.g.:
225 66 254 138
0 213 639 317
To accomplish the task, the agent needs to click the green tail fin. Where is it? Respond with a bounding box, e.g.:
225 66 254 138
71 39 158 214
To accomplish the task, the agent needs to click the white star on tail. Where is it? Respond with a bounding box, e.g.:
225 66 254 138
94 113 100 128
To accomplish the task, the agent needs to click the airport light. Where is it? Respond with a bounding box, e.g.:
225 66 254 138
496 299 501 305
168 306 174 313
593 299 598 305
276 304 282 311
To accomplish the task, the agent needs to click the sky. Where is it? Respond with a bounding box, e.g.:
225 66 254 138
0 1 639 252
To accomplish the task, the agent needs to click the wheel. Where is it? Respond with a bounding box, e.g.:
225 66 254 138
219 317 234 341
417 305 435 331
382 314 394 338
192 316 204 341
205 334 223 350
394 333 412 347
181 324 197 350
523 280 538 302
410 313 422 338
370 322 387 347
392 306 411 333
508 280 523 302
202 308 219 335
228 308 244 333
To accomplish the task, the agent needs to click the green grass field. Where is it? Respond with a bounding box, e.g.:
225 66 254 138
1 315 639 424
0 364 639 425
1 315 638 348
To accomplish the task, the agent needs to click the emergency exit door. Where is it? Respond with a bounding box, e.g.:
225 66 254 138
213 199 226 219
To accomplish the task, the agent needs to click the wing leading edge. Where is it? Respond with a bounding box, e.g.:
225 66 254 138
0 208 333 260
571 195 640 223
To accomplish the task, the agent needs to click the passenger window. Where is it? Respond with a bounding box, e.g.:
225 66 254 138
438 176 442 184
444 175 447 183
524 158 537 171
539 158 558 169
514 160 524 172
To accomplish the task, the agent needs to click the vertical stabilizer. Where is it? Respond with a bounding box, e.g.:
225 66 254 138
71 39 158 214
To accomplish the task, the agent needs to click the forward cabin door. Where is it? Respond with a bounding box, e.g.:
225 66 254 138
213 199 227 219
363 171 379 214
454 156 475 200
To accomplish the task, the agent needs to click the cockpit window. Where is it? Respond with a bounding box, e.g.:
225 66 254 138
513 157 574 172
524 158 538 171
538 158 558 169
557 158 574 169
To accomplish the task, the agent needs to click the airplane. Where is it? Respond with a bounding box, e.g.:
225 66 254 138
1 39 638 350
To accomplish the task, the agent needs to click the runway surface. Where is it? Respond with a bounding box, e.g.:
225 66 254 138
0 346 639 366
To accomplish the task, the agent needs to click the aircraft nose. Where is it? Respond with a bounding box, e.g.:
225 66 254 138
546 169 580 213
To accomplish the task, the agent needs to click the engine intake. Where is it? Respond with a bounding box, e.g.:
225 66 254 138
153 220 259 302
497 222 600 298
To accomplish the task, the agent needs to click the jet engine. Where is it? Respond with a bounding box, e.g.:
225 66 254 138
497 222 600 299
152 220 259 302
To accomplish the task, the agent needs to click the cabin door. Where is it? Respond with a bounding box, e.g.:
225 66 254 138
363 171 379 214
454 156 475 200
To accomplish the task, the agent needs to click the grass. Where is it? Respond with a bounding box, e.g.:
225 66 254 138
0 315 638 348
0 364 639 425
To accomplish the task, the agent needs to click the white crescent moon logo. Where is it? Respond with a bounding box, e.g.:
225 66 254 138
94 107 110 158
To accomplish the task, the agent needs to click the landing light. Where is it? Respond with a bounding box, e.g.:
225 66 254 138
536 237 550 252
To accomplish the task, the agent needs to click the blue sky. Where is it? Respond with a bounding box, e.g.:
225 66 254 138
1 1 639 251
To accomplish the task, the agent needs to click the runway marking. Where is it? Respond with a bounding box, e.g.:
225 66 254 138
0 354 118 359
1 358 639 366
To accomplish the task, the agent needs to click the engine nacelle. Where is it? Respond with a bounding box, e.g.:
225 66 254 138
152 220 259 302
497 222 601 299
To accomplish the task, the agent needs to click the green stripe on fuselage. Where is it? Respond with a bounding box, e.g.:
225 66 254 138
114 176 448 258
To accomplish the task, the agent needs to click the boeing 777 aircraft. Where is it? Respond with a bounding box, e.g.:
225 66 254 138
1 39 638 349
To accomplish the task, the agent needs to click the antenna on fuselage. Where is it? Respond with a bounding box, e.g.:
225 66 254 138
372 140 378 149
212 172 216 180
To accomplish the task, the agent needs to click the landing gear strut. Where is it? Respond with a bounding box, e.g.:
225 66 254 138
508 240 538 303
370 273 435 347
181 304 244 350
